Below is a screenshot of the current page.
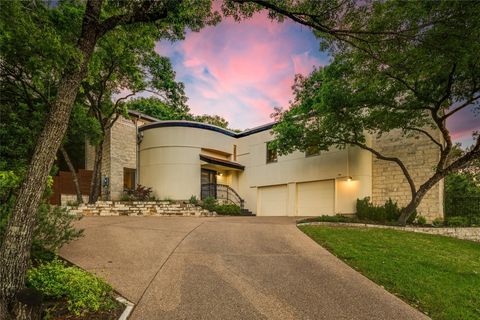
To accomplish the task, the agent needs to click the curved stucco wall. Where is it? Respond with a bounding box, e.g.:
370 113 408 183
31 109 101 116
139 125 235 200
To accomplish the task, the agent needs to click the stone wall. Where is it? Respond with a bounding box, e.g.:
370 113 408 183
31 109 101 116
67 201 215 217
300 222 480 242
109 117 137 200
371 129 444 221
84 115 153 200
60 194 89 206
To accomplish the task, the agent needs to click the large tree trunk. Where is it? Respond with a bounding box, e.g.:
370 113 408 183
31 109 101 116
59 146 83 204
88 142 103 204
0 1 102 318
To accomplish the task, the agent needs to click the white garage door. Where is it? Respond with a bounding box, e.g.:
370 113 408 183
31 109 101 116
297 180 335 216
257 185 288 216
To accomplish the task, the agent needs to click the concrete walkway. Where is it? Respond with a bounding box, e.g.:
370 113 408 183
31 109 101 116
60 216 428 319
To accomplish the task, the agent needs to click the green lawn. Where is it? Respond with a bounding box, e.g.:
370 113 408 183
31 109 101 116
299 225 480 320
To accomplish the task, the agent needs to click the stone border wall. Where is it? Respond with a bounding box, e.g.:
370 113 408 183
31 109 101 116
298 222 480 242
67 201 215 217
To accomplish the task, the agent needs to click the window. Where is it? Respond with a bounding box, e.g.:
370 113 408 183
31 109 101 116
266 142 278 163
123 168 136 190
305 145 320 157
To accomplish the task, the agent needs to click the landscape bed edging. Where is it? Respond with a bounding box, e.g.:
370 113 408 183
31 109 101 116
116 296 134 320
297 221 480 242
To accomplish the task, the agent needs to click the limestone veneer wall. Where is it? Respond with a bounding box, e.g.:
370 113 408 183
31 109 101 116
85 116 152 200
371 129 444 221
68 201 214 217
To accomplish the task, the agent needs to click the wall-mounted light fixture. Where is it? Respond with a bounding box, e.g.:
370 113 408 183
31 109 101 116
347 176 353 182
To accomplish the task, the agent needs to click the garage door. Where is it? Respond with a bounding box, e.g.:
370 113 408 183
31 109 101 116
257 185 288 216
297 180 335 216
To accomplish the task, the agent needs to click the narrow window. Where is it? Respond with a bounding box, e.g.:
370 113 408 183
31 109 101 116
266 142 278 163
123 168 136 190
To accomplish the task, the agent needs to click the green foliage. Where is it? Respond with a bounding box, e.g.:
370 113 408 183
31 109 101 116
189 195 199 205
123 184 153 201
300 215 353 223
269 0 480 222
126 97 191 121
120 194 132 202
416 216 427 226
27 259 116 316
200 197 241 215
432 218 445 228
300 225 480 320
0 170 82 256
32 205 83 258
356 197 416 224
201 196 217 212
446 216 471 228
214 203 241 216
444 172 480 220
194 114 229 128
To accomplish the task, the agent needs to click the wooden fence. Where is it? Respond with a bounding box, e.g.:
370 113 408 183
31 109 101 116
50 169 92 205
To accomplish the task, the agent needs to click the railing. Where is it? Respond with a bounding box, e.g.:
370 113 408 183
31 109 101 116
201 183 245 209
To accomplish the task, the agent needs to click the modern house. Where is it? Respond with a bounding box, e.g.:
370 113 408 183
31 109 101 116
85 111 444 221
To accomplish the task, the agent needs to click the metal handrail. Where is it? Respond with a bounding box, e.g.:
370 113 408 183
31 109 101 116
201 183 245 209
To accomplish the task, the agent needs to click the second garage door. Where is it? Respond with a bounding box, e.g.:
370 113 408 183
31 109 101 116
257 185 288 216
297 180 335 216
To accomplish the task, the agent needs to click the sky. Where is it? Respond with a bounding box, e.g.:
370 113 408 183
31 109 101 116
155 10 478 147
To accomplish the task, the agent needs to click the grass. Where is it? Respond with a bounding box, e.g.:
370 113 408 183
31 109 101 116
299 225 480 320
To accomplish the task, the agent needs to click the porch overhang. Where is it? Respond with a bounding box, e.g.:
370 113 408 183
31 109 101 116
199 154 245 171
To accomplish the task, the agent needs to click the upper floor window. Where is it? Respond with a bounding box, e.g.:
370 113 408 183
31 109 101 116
266 141 278 163
305 145 320 157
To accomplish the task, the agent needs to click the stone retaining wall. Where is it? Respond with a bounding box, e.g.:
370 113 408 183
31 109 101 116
67 201 215 217
299 222 480 242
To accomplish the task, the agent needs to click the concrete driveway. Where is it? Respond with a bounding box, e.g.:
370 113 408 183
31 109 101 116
60 216 428 319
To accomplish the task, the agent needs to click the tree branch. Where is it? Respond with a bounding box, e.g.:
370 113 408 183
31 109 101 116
405 127 443 150
347 139 417 198
441 94 480 120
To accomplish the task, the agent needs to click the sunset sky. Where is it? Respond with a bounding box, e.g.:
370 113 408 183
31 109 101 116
155 11 478 147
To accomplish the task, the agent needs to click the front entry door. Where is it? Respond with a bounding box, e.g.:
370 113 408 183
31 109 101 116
201 169 217 199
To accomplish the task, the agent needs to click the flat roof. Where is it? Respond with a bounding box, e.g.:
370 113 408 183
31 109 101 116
138 120 276 138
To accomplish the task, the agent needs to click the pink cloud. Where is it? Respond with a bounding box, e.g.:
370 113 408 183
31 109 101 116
156 9 328 129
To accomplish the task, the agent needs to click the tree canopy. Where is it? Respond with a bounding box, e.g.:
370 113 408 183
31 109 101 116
227 0 480 223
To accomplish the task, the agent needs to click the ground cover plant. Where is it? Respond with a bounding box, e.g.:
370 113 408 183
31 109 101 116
27 259 122 319
299 225 480 320
201 197 242 215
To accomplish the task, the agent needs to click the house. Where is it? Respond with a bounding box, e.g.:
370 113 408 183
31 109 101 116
85 111 444 221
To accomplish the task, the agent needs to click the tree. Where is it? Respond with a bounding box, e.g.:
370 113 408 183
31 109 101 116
80 24 189 203
228 0 480 224
126 96 192 120
194 114 230 128
59 104 102 204
0 1 219 317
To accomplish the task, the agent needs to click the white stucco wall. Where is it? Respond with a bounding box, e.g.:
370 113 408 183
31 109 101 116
138 122 374 216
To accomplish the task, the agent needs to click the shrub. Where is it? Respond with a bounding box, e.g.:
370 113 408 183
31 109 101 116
124 184 153 201
446 216 470 227
301 215 354 223
27 259 116 316
120 194 132 201
416 216 427 226
189 195 199 205
356 197 416 224
202 196 217 211
214 203 241 215
432 218 444 227
32 205 83 259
